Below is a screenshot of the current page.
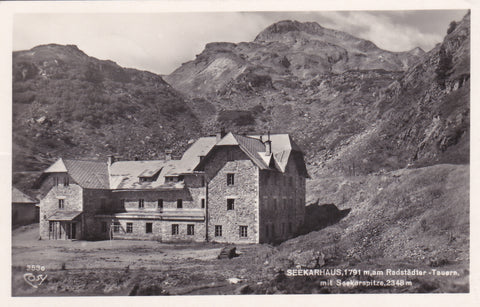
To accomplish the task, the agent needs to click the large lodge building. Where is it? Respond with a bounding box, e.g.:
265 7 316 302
38 131 308 243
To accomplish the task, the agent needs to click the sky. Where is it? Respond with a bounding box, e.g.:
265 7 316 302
13 10 468 75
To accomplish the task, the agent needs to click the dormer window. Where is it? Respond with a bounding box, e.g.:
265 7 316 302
139 176 154 182
165 176 179 182
138 168 161 182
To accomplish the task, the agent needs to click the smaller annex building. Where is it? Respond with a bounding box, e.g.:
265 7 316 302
37 132 308 243
12 187 39 228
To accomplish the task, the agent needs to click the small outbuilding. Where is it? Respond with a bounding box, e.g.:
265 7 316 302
12 187 39 228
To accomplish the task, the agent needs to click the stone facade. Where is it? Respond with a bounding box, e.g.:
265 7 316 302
94 218 206 242
38 133 307 243
204 146 259 243
39 172 83 240
258 152 306 243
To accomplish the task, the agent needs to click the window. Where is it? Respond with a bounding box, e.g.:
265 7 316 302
53 177 59 186
63 176 69 186
58 199 64 209
146 223 152 233
239 226 248 238
289 177 293 186
158 199 163 209
227 199 235 210
120 199 125 206
113 222 121 233
177 199 183 208
126 223 133 233
201 198 205 209
101 222 107 233
139 199 144 209
227 173 235 186
273 199 277 211
283 199 287 211
201 177 205 187
187 224 195 235
49 221 54 232
171 224 179 235
215 225 222 237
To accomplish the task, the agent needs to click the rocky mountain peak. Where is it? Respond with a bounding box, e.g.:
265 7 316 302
407 47 426 57
254 20 326 42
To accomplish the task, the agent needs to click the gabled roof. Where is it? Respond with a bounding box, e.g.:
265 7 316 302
12 187 38 204
63 159 110 189
168 137 217 175
44 158 68 173
195 132 308 177
40 132 308 192
43 158 110 189
233 134 270 169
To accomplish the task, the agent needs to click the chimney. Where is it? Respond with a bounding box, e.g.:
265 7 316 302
216 127 226 143
265 131 272 155
165 149 172 161
107 155 116 166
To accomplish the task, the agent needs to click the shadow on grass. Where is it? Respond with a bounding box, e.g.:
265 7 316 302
297 200 351 236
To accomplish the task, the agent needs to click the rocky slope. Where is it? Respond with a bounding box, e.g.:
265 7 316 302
12 44 202 176
12 13 469 187
165 15 469 176
165 20 423 97
320 12 470 175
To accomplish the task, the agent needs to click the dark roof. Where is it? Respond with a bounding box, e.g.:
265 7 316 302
195 132 309 178
12 187 38 204
234 134 270 169
63 159 110 189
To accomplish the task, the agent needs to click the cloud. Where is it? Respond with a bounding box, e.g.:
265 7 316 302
13 10 466 75
312 11 443 52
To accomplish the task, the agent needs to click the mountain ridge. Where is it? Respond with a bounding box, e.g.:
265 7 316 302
12 13 469 189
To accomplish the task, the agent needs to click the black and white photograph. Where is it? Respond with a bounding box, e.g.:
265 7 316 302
3 0 476 302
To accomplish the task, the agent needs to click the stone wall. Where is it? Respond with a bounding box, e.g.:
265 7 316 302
204 146 259 243
111 189 198 212
95 218 206 242
82 189 113 240
258 152 306 243
39 176 83 240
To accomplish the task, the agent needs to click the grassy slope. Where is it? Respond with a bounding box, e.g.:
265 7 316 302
12 164 469 295
299 164 469 263
261 164 469 292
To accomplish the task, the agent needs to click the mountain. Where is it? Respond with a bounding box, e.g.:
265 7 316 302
165 20 423 98
12 44 202 176
165 17 467 175
12 13 469 188
319 12 470 175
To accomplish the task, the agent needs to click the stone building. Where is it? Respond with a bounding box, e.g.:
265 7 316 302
38 132 308 243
